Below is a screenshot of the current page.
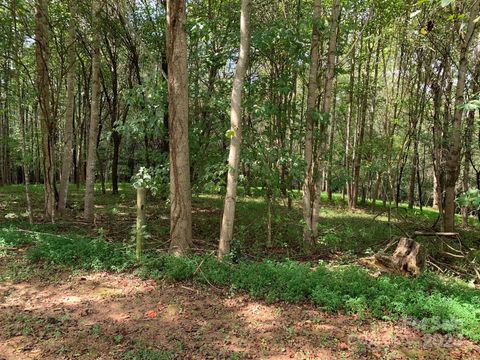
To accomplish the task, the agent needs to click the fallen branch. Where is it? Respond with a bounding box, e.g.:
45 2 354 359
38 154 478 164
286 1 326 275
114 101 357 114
413 231 459 238
0 246 18 251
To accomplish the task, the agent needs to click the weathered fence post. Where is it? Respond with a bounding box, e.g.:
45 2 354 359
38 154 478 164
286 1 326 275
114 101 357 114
136 187 146 260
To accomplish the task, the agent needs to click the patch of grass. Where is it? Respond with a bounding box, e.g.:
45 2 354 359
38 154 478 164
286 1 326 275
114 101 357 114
139 255 480 342
0 226 37 254
0 260 37 282
1 313 71 339
27 233 135 271
123 346 173 360
0 227 135 272
3 224 480 341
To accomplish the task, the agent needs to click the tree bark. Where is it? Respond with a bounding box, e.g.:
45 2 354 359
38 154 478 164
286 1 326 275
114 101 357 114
13 0 33 224
20 100 33 224
372 238 425 276
103 34 121 195
461 61 479 226
58 4 76 213
302 0 322 244
35 0 55 222
346 49 355 209
432 73 444 219
443 0 479 232
167 0 192 254
218 0 250 259
323 0 340 203
84 0 101 222
352 36 372 209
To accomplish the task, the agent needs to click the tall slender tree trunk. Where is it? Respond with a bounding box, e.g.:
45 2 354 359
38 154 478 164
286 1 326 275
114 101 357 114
167 0 192 254
461 60 479 226
352 38 371 210
12 0 33 224
326 81 337 201
371 172 382 210
408 68 421 210
408 131 419 209
84 0 101 222
323 0 340 202
104 35 122 195
218 0 250 259
368 38 381 210
432 75 444 219
20 96 34 224
302 0 321 244
35 0 55 222
346 50 355 209
432 174 440 209
111 133 121 194
443 0 479 232
58 6 76 213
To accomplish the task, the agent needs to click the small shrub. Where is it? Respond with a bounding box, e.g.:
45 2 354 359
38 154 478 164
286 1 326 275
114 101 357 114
26 233 134 271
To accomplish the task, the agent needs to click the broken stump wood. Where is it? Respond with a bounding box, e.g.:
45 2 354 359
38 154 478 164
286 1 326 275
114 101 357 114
361 238 425 276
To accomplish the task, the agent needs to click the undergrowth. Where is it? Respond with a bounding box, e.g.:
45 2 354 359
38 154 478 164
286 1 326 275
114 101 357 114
1 226 480 342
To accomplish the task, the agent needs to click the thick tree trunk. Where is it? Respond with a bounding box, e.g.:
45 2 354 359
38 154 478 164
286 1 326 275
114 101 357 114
84 0 101 222
58 9 76 213
443 0 479 232
218 0 250 259
167 0 192 254
35 0 55 222
302 0 321 244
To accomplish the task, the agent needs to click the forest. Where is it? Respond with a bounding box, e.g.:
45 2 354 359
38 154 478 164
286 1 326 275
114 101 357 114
1 0 480 358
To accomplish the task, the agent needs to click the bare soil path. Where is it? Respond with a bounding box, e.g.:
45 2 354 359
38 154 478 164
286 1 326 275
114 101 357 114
1 267 479 360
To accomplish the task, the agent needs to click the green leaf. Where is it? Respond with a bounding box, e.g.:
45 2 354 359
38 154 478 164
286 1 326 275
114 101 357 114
456 195 469 207
441 0 454 7
319 112 331 125
225 129 236 139
459 99 480 111
410 10 421 18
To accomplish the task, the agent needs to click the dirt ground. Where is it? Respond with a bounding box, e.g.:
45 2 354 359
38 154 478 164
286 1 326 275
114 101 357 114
1 267 479 360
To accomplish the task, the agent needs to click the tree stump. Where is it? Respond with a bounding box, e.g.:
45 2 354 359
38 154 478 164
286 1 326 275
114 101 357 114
374 238 425 276
359 238 425 276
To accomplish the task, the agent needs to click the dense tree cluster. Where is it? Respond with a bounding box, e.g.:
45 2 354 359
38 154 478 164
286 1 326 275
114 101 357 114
0 0 479 254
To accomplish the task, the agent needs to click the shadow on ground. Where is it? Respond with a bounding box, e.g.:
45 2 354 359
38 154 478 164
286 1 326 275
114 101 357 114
0 261 478 360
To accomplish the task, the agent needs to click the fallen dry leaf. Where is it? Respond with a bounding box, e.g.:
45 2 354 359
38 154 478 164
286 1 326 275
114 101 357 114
146 310 157 319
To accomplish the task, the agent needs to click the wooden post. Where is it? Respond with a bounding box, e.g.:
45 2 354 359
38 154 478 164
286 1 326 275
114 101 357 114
136 187 146 260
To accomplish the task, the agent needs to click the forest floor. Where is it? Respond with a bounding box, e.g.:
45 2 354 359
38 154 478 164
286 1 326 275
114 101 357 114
1 257 479 360
1 184 480 359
